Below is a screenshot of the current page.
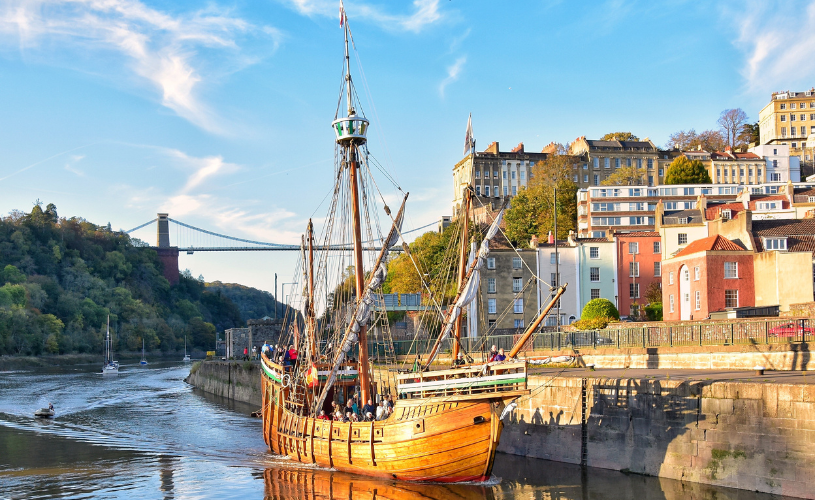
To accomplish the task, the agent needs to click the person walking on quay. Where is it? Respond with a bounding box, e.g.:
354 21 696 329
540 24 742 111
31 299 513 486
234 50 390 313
243 347 248 361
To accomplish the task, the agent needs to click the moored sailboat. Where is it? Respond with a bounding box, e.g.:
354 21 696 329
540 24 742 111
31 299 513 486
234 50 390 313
140 338 148 365
102 315 119 376
183 336 191 362
260 4 566 483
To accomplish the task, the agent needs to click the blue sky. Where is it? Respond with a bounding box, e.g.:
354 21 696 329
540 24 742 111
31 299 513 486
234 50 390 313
1 0 813 294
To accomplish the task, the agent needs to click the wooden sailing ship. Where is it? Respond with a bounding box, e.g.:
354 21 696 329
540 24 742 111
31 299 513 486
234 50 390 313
260 3 566 483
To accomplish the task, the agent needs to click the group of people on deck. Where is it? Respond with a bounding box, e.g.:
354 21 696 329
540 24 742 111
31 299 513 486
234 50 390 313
487 345 506 363
317 395 394 422
260 343 299 370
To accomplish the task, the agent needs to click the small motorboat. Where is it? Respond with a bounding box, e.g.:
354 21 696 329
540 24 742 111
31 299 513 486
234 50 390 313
34 406 54 418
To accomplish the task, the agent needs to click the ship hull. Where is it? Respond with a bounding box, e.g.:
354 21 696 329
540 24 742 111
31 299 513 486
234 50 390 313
260 372 507 483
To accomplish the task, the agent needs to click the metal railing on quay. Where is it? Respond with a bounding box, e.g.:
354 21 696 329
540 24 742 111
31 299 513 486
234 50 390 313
368 318 814 359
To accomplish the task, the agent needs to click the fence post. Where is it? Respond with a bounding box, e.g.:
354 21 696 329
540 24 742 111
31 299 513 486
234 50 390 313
669 327 673 347
699 325 703 346
557 331 561 351
765 321 769 345
642 327 646 348
731 323 735 345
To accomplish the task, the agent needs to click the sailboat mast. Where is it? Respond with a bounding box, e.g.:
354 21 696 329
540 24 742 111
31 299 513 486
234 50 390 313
452 190 471 360
307 219 317 362
348 146 371 403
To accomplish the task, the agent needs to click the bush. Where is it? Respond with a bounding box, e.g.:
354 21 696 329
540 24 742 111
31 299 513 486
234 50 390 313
645 303 663 321
571 317 615 330
581 298 620 321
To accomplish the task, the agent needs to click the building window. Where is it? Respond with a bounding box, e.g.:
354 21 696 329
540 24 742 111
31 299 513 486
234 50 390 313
724 262 738 278
669 271 674 285
514 298 523 313
475 170 480 179
629 262 639 277
513 277 522 293
593 158 599 169
654 261 661 276
484 185 490 197
694 266 700 281
476 185 481 195
695 290 701 310
679 217 688 224
550 273 560 287
512 257 522 269
791 114 797 121
502 170 507 179
678 233 688 245
780 103 786 109
629 283 639 299
512 186 517 196
589 247 599 259
590 288 600 300
487 278 496 293
653 241 660 253
593 174 599 186
511 171 516 180
725 290 739 308
763 238 788 250
590 267 600 282
487 257 495 269
520 171 525 180
781 115 787 122
550 253 561 264
604 158 610 169
488 298 497 314
488 319 496 328
669 294 675 312
782 127 787 137
504 186 508 196
615 158 620 169
514 319 524 328
629 242 638 254
584 174 589 183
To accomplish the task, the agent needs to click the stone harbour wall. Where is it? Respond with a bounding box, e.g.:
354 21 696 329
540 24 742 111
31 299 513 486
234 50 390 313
498 375 815 498
185 361 262 407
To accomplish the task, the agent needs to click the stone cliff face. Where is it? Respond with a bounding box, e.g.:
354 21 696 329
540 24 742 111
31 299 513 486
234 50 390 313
186 361 262 407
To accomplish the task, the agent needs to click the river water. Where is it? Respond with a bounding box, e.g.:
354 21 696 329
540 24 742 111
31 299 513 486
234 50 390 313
0 362 791 500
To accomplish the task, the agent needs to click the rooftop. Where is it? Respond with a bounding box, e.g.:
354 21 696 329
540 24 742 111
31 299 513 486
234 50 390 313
674 235 746 258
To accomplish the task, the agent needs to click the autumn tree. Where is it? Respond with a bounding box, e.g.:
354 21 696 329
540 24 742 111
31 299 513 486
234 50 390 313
504 153 577 245
600 132 639 141
718 108 749 150
600 166 647 186
664 156 712 184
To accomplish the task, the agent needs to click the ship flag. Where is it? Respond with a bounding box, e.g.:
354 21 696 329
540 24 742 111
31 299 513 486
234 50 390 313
339 0 346 26
464 113 475 155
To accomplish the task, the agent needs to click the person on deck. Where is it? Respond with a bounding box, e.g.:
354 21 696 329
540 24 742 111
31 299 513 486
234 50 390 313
318 410 330 420
364 412 374 422
288 345 298 364
494 348 506 362
282 348 291 367
362 398 376 417
345 399 356 418
454 353 466 366
376 401 386 420
488 345 498 362
386 395 394 408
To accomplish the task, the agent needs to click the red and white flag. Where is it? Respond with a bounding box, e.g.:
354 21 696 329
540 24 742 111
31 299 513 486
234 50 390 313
463 113 475 156
339 0 345 27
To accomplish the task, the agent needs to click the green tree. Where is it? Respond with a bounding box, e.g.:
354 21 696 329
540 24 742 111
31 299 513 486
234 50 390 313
600 166 647 186
600 132 639 141
581 298 620 321
664 156 712 184
739 122 760 146
505 154 577 244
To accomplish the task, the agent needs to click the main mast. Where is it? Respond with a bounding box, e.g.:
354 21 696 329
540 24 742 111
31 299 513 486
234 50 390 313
332 14 373 404
452 189 471 361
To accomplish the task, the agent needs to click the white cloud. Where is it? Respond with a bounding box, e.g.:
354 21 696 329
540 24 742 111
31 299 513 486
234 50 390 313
64 155 85 176
0 0 279 133
282 0 444 32
438 56 465 97
162 148 240 194
731 1 815 94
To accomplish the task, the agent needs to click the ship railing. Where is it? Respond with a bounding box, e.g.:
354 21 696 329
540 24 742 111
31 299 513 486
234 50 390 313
395 361 527 399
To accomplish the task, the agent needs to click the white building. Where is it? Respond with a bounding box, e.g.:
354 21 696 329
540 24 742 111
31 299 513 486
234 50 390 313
536 242 580 325
749 144 801 183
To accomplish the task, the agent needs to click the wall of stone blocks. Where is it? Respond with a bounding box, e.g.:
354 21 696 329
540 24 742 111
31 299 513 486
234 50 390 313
498 375 815 498
185 361 261 407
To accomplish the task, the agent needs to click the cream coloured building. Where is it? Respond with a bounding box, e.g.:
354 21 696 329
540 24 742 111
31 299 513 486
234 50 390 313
758 89 815 159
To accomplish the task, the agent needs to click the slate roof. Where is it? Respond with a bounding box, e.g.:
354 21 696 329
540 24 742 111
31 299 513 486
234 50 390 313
674 235 747 258
705 202 745 220
752 219 815 237
662 209 704 225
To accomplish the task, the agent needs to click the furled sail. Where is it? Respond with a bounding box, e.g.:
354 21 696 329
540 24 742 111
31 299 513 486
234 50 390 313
312 194 407 415
424 209 503 367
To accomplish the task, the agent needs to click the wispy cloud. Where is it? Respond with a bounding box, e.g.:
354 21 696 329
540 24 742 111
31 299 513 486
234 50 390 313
731 0 815 94
0 0 279 134
438 56 465 98
282 0 444 32
158 148 240 194
0 143 96 182
64 155 85 176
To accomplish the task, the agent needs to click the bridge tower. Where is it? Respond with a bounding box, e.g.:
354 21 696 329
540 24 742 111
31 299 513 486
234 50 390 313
153 213 179 285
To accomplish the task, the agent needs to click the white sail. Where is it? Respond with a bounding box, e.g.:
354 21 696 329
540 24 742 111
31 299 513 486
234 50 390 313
425 209 503 366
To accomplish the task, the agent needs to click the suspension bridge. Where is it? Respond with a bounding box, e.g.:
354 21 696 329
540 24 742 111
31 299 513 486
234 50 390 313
123 213 436 284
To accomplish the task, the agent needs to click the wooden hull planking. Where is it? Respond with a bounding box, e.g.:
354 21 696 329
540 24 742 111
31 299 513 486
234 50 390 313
260 373 507 483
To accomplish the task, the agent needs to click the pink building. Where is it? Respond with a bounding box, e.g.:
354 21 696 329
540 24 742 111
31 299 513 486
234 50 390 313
614 232 661 319
661 235 755 321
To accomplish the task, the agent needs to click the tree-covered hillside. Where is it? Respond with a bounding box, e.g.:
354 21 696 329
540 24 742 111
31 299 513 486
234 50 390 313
0 203 243 356
205 281 283 321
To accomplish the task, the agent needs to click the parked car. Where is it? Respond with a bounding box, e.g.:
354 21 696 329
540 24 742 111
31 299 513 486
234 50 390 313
768 322 814 338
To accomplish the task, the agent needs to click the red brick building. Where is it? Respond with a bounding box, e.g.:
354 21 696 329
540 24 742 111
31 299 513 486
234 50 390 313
614 232 661 319
661 235 755 321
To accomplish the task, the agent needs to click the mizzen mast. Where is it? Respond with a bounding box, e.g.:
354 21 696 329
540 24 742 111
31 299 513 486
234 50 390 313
332 8 373 404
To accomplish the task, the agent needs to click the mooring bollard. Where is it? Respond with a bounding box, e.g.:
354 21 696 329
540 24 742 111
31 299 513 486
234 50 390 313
586 363 595 372
754 365 765 376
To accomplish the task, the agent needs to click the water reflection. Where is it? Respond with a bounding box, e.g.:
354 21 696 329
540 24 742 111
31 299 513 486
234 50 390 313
263 467 494 500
